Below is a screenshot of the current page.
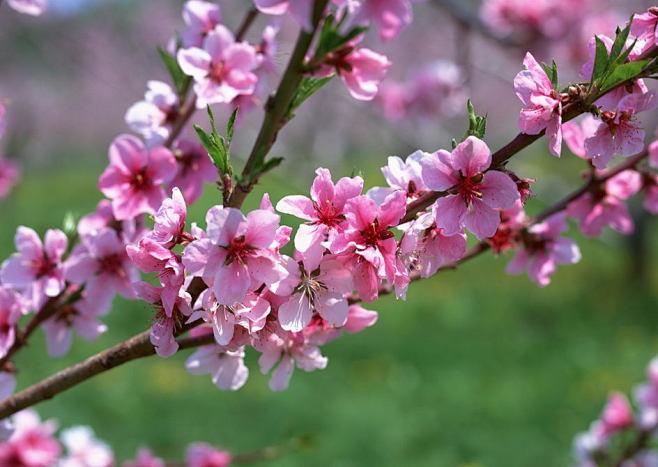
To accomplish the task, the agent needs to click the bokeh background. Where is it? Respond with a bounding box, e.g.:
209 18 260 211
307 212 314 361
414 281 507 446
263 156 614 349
1 0 658 465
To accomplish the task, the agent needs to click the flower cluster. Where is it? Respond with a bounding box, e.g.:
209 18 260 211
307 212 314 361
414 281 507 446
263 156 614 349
0 408 232 467
574 355 658 466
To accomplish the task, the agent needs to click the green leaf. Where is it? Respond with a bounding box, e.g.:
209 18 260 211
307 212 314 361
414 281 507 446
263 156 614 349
157 46 190 95
226 107 238 146
462 100 487 140
599 59 649 93
540 61 558 88
285 76 333 119
591 36 609 82
257 157 284 175
193 106 234 177
609 24 631 63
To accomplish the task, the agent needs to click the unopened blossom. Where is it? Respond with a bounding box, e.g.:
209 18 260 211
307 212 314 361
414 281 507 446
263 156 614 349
0 226 67 309
506 212 581 286
186 442 232 467
123 448 165 467
514 52 563 157
7 0 47 15
185 327 249 391
60 426 113 467
275 258 352 332
353 0 413 41
399 212 467 278
277 168 363 270
254 0 313 30
598 392 633 437
584 88 657 169
0 156 19 198
41 296 109 357
0 410 60 467
419 136 520 240
254 322 327 391
567 170 643 237
181 0 222 47
65 227 138 305
169 139 216 204
98 134 177 221
178 26 260 108
125 81 179 147
0 286 24 359
651 140 658 169
318 41 391 101
183 205 287 306
134 282 192 358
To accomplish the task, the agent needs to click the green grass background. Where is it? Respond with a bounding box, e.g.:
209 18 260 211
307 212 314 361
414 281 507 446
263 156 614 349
1 150 657 467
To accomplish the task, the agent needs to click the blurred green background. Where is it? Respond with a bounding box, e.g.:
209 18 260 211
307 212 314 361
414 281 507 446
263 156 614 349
1 150 656 467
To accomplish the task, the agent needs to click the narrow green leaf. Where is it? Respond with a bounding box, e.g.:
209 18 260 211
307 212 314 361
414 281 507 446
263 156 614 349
258 157 284 175
286 76 333 119
592 36 610 82
157 46 190 95
610 22 631 63
599 59 649 93
226 107 238 147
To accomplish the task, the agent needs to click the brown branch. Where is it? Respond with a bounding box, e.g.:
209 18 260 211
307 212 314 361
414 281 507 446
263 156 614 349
235 8 259 42
227 0 331 209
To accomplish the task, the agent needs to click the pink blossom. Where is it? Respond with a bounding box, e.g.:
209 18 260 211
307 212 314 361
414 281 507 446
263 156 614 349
630 9 658 57
562 115 599 159
177 26 260 108
486 200 526 255
181 0 222 48
65 227 138 305
98 134 177 221
275 258 352 332
0 156 19 199
186 443 232 467
151 187 188 247
368 150 428 203
419 136 520 240
253 0 314 30
399 212 467 278
319 42 391 101
329 190 407 301
134 282 192 358
0 410 60 467
277 168 363 270
183 205 288 306
123 448 165 467
506 212 581 286
60 426 113 467
0 286 24 359
514 52 563 157
404 60 466 119
185 330 249 391
598 392 633 437
567 170 642 237
0 227 67 309
42 296 109 357
254 323 327 391
343 304 378 333
7 0 46 16
353 0 413 41
125 81 179 147
169 139 216 204
77 199 146 245
188 289 270 346
584 88 657 169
